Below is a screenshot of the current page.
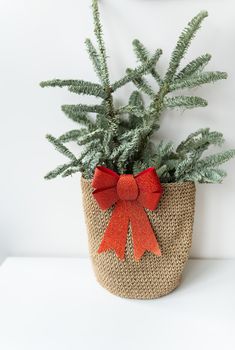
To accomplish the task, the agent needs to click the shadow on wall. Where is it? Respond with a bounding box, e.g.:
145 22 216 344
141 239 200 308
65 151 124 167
0 256 6 266
192 184 209 256
0 235 7 266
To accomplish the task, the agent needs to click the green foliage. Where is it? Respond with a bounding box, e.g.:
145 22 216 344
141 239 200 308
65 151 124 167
84 38 103 82
112 51 162 91
174 53 211 81
45 161 80 180
169 71 228 91
58 129 88 143
61 106 94 128
41 0 234 183
164 96 208 109
132 39 162 85
164 11 208 81
45 135 77 161
40 79 106 98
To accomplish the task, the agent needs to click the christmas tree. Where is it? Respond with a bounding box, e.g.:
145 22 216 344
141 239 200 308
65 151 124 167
40 0 235 183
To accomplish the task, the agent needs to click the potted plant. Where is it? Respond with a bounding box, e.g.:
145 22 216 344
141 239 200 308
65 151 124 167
40 0 235 299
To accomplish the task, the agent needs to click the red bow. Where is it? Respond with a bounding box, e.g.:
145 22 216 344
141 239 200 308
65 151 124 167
92 166 163 261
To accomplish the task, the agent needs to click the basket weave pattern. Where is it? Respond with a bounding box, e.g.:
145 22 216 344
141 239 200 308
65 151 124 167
81 178 196 299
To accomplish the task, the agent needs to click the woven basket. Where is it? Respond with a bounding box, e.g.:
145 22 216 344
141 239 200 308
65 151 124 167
81 178 196 299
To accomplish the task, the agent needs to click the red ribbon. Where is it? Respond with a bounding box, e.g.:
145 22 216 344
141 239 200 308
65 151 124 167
92 166 163 261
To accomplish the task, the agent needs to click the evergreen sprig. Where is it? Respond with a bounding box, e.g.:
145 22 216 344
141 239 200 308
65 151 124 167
165 11 208 81
169 71 227 91
132 39 162 85
46 134 77 161
164 96 208 109
174 53 211 81
40 79 106 98
41 1 234 182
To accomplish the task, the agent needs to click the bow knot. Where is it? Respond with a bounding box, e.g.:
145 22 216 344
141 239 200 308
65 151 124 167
117 175 138 201
92 166 163 261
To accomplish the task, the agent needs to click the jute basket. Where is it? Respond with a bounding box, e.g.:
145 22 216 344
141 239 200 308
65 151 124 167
81 178 196 299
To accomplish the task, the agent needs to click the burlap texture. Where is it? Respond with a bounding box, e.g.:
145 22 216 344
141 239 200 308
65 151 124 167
81 178 196 299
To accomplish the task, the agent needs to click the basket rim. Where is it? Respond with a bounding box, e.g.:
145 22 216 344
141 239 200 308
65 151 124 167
81 176 195 188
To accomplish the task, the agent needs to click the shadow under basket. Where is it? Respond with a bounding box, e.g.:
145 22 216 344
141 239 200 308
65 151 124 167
81 178 196 299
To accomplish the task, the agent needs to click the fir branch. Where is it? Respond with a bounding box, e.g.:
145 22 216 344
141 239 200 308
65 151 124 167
45 164 70 180
89 151 103 170
196 149 235 169
96 113 110 129
76 141 98 162
118 129 145 167
127 75 155 97
73 140 103 178
62 104 104 115
67 81 106 98
147 81 171 132
45 160 79 180
77 129 103 145
164 96 208 109
128 91 145 127
117 105 144 118
158 141 175 156
170 71 227 91
132 39 149 62
40 79 79 88
92 0 116 124
182 168 227 183
85 38 103 82
132 39 162 84
61 105 94 128
175 153 196 179
119 127 151 142
176 128 224 153
165 11 208 81
164 159 181 172
133 160 148 174
175 149 235 181
156 165 168 177
112 49 162 91
174 53 211 81
58 129 88 143
109 144 127 160
40 79 106 98
150 67 162 85
92 0 110 88
140 142 155 164
46 134 77 161
102 132 113 158
62 167 82 178
200 168 227 183
80 149 102 177
149 141 175 169
129 91 144 110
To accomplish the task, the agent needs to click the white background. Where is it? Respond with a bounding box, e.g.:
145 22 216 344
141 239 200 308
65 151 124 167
1 258 234 350
1 0 235 261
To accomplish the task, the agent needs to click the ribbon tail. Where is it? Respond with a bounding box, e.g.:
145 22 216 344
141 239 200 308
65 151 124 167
97 200 129 260
128 201 161 261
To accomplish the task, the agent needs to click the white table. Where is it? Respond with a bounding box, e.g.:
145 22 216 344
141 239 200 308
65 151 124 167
0 258 234 350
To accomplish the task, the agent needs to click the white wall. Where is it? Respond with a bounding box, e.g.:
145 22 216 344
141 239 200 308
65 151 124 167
1 0 235 259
